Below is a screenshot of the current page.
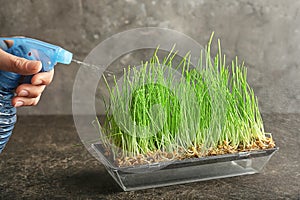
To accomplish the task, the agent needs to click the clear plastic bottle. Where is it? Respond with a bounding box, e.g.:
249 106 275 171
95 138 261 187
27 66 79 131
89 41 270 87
0 85 17 153
0 41 19 153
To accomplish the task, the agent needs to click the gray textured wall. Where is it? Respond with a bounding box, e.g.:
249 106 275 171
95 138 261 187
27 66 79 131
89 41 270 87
0 0 299 115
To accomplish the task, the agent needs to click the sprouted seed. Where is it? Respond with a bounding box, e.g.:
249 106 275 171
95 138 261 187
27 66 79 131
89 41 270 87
97 33 275 166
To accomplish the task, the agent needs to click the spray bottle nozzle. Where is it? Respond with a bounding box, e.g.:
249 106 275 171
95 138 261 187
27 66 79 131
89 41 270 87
0 37 73 71
57 48 73 64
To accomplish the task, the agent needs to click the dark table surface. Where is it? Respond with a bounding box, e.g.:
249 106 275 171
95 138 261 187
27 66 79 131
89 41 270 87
0 114 299 199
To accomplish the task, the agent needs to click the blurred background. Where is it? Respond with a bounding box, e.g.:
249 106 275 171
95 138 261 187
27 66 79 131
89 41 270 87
0 0 299 115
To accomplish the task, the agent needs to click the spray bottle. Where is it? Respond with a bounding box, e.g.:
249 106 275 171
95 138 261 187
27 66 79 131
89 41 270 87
0 37 73 153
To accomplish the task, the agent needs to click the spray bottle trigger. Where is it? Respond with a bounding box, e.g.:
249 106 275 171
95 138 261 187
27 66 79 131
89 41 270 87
21 75 34 84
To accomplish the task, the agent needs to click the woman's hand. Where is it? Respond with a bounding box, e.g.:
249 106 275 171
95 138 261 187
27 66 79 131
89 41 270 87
0 43 54 107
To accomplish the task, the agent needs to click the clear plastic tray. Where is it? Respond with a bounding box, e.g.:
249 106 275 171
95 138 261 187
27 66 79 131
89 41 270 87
92 143 278 191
